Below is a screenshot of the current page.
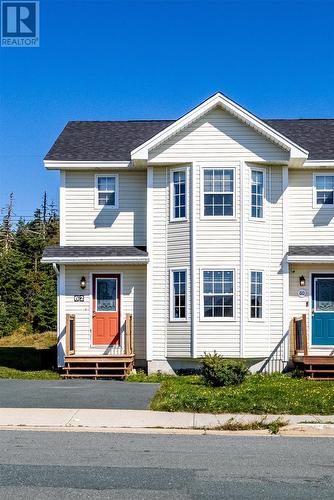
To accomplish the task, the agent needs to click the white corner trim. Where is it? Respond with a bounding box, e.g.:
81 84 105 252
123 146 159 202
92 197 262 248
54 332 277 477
130 92 308 160
59 171 66 245
57 265 66 367
282 166 289 361
169 166 189 222
191 161 197 358
44 160 131 170
94 173 119 210
240 161 245 357
146 166 153 361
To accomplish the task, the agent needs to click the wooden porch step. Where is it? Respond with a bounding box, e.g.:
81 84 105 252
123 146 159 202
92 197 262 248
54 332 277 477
62 355 135 380
307 377 334 381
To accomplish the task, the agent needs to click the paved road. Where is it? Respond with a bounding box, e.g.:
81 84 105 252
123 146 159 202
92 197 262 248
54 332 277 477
0 431 333 499
0 379 159 409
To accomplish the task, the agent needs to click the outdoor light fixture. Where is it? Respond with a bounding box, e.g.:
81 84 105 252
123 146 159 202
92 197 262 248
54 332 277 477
80 276 87 289
299 276 305 287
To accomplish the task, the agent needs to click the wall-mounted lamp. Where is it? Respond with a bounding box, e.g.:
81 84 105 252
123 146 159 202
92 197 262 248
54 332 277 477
80 276 87 289
299 275 305 287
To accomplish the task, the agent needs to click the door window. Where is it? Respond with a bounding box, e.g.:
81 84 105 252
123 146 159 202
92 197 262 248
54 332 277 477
315 279 334 312
96 278 117 312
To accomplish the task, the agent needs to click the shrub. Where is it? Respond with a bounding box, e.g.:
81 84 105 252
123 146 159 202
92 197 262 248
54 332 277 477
201 352 249 387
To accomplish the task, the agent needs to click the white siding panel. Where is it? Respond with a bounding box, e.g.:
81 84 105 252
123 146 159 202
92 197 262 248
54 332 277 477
289 169 334 245
64 265 146 359
149 108 289 163
64 171 146 246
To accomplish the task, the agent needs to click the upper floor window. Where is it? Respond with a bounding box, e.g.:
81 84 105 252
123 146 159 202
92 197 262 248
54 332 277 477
96 175 119 209
250 271 263 319
170 269 187 321
171 169 187 221
202 270 234 319
203 168 234 217
315 175 334 206
251 169 264 219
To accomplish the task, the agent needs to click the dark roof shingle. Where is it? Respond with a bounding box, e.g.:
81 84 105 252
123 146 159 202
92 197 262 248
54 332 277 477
42 245 147 259
45 118 334 162
289 246 334 257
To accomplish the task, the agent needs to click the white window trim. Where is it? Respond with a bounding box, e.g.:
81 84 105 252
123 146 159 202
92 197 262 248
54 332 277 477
200 268 236 322
169 267 189 322
248 269 265 322
200 167 236 220
95 174 119 210
170 167 189 222
249 167 266 221
313 172 334 209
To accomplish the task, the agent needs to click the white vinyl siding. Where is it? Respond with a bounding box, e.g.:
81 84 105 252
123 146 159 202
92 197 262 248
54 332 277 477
149 107 289 163
63 265 146 359
289 169 334 245
64 170 146 246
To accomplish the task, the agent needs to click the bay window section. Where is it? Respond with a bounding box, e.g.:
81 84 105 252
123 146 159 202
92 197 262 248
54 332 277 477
250 271 263 319
203 270 234 319
203 168 234 217
171 169 187 220
251 169 264 219
171 269 187 321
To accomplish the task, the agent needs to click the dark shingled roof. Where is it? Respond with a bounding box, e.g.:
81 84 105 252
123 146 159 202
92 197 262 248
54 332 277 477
42 246 148 259
289 246 334 256
44 118 334 162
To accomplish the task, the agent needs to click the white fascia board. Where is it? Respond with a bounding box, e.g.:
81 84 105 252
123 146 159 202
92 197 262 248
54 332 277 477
131 92 309 161
303 160 334 168
287 255 334 263
41 256 149 264
44 160 131 170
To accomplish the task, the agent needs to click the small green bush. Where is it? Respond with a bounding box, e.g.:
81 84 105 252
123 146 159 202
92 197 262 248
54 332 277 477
201 352 249 387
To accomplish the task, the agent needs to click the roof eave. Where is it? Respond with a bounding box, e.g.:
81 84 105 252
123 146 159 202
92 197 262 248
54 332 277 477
44 160 131 170
41 256 149 264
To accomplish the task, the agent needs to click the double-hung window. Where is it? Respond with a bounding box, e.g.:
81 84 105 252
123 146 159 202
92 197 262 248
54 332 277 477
203 168 234 217
314 175 334 206
170 269 187 320
96 175 118 208
251 169 264 219
250 271 263 319
202 270 234 319
171 169 187 221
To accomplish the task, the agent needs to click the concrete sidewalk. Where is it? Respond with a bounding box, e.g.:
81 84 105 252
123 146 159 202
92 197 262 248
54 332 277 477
0 408 333 433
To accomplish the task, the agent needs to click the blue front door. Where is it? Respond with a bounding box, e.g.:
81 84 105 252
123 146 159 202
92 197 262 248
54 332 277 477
312 275 334 345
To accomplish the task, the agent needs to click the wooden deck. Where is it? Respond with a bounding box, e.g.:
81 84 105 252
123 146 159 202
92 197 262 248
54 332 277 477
291 315 334 380
62 355 135 379
62 313 135 379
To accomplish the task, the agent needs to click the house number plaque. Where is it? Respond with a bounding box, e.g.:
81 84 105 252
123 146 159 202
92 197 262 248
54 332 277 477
74 295 84 302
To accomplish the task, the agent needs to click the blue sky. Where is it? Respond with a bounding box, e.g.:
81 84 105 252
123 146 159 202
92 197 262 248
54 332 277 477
1 0 333 218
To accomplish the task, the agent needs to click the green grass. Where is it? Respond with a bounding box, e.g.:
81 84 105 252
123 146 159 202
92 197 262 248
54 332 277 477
146 373 334 415
0 330 59 379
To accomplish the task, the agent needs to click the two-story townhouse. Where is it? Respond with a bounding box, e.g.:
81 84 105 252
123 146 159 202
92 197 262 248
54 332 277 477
42 93 334 378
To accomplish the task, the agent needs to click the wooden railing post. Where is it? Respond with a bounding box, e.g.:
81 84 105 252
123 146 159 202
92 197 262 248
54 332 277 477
125 313 133 355
291 317 297 355
302 313 308 356
66 314 75 356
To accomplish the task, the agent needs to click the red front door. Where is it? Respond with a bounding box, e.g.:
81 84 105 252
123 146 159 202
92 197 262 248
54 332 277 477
92 274 120 345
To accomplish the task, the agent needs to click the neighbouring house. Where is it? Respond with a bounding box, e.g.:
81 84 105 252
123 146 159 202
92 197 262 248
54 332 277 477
42 92 334 379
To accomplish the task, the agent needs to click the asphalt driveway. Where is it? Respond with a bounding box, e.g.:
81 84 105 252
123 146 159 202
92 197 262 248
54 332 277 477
0 379 159 410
